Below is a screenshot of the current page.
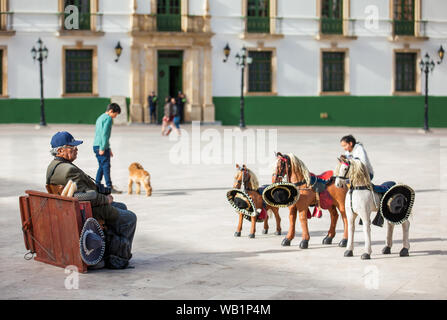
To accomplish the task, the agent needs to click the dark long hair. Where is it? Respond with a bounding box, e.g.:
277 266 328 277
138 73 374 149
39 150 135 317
340 135 356 146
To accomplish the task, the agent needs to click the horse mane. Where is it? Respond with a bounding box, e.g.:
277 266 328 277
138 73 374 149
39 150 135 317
288 153 311 185
234 167 259 190
246 168 259 190
348 158 371 187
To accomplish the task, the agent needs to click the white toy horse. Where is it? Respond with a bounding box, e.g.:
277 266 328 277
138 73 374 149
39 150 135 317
334 156 414 260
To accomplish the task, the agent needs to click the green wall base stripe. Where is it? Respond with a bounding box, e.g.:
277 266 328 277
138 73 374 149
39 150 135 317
1 96 446 127
213 96 447 127
0 98 120 124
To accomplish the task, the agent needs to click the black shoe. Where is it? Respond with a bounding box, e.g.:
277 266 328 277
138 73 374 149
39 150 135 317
88 260 105 270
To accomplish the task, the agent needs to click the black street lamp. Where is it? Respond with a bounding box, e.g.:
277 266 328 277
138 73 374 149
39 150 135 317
31 38 48 127
114 41 123 62
223 43 252 128
419 46 444 133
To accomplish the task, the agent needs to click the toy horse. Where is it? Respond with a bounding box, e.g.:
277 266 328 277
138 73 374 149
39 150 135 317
271 153 349 249
334 156 415 259
228 164 282 238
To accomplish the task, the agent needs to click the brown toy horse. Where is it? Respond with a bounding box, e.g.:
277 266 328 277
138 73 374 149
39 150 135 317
273 153 349 248
233 164 282 238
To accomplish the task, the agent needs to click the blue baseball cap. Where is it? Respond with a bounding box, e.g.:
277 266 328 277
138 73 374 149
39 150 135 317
50 131 83 148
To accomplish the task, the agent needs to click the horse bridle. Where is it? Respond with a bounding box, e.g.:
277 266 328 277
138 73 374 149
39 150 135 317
336 160 351 182
272 153 291 183
235 166 251 191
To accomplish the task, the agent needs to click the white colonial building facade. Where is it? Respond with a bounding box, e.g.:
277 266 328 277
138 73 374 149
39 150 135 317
1 0 446 127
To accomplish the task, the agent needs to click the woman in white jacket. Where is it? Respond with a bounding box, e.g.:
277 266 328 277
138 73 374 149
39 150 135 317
340 135 374 180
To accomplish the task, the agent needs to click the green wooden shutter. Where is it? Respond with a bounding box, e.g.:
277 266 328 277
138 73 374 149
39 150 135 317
322 52 345 92
64 0 91 30
65 49 93 94
247 0 270 33
0 50 3 95
395 52 416 92
393 0 415 36
157 0 181 32
321 0 343 34
248 51 272 92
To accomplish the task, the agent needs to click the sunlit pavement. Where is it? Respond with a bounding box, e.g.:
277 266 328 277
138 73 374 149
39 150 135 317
1 123 446 299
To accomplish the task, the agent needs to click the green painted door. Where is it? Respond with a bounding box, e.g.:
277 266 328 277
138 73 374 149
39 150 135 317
157 51 183 123
157 0 181 31
393 0 415 36
247 0 270 33
321 0 343 34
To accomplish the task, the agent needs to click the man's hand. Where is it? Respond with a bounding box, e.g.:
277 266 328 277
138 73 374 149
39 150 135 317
107 195 114 204
99 150 105 156
110 150 114 157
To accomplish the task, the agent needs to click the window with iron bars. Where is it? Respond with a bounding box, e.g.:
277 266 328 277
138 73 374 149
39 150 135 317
395 52 416 92
157 0 181 32
65 49 93 94
248 51 272 92
247 0 270 33
322 52 345 92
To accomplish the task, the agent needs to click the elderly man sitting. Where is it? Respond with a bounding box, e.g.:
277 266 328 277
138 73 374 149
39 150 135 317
46 131 137 269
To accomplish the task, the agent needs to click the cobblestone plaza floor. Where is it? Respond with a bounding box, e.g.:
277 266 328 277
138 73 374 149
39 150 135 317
1 124 446 299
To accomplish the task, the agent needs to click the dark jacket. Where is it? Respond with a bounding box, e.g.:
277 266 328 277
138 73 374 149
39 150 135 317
46 158 119 223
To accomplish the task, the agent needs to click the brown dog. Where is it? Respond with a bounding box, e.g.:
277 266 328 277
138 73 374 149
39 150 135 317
128 162 152 196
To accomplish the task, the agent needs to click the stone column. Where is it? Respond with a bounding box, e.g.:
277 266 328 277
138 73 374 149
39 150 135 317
184 47 201 121
143 46 156 123
130 44 143 123
202 45 215 122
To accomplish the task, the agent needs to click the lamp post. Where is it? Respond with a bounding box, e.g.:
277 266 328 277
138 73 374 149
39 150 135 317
31 38 48 127
419 46 444 133
223 43 252 128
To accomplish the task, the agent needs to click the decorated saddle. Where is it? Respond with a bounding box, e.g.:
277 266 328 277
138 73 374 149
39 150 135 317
372 181 396 194
309 171 334 193
307 171 335 218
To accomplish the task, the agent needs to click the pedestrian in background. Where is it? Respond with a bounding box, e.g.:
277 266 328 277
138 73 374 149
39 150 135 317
171 97 181 136
176 91 186 123
93 103 122 194
148 91 157 124
161 96 172 136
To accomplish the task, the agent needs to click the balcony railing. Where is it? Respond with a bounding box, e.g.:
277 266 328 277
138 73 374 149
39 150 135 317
132 14 211 33
0 12 14 32
321 18 343 34
246 16 270 33
392 19 427 37
156 14 181 32
58 12 103 33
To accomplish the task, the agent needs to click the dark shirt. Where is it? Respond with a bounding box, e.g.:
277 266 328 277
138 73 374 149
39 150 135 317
148 95 157 109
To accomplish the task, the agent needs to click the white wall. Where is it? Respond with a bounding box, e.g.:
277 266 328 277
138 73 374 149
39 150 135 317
211 0 447 97
2 0 447 99
4 0 131 99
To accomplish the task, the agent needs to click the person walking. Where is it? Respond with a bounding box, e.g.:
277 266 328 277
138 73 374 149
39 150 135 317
171 97 181 136
93 103 122 194
148 91 157 124
161 96 173 136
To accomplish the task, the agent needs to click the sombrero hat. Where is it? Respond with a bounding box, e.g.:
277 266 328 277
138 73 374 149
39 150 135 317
262 182 299 208
379 184 415 225
227 188 256 217
79 218 105 266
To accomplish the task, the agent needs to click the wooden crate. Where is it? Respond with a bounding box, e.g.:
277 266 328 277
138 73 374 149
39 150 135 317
19 190 93 273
